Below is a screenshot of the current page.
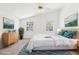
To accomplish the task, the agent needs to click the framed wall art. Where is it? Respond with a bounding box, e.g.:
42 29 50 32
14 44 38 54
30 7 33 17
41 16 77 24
3 17 14 29
65 13 78 27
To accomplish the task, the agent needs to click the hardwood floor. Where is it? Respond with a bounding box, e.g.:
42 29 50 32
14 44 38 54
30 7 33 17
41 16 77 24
0 38 30 55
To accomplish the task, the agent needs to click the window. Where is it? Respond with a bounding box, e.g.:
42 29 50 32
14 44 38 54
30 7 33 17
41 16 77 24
26 22 33 31
46 22 53 31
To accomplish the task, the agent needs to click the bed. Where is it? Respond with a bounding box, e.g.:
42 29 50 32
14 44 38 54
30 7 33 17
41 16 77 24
26 34 77 53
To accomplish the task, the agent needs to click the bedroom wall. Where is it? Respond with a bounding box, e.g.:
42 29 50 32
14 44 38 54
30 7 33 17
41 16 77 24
0 14 19 39
19 10 61 38
59 4 79 29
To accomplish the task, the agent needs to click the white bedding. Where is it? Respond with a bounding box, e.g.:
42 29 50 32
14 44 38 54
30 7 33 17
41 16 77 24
26 34 77 53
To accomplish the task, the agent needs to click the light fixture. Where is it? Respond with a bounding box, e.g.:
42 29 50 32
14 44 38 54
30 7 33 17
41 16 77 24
37 3 45 13
38 5 43 10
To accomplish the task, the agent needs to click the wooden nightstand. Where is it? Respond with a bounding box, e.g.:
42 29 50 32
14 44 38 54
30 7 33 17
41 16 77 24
77 40 79 49
76 32 79 49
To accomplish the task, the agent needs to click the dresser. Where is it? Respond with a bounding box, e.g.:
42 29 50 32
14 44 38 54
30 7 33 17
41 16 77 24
2 32 19 47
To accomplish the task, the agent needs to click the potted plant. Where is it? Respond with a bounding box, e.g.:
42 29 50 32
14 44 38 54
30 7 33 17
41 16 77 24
19 27 24 39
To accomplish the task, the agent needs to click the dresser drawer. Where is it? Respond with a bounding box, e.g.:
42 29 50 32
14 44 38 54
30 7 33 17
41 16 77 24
2 32 19 47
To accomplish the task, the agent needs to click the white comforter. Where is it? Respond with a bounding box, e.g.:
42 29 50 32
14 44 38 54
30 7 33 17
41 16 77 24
27 34 77 51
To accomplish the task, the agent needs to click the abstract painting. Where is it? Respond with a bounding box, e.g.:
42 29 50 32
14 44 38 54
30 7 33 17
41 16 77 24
3 17 14 29
65 13 78 27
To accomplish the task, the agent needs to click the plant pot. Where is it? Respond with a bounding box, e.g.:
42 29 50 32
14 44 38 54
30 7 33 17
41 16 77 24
18 27 24 40
20 35 23 40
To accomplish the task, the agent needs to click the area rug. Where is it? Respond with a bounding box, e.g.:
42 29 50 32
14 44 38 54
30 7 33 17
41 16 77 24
19 45 79 55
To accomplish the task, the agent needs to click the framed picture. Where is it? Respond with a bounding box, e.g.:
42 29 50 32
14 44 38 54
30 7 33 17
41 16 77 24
3 17 14 29
65 13 78 27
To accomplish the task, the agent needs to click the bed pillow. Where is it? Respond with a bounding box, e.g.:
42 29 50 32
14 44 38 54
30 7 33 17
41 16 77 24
58 30 76 39
63 31 73 38
58 30 67 36
63 31 76 39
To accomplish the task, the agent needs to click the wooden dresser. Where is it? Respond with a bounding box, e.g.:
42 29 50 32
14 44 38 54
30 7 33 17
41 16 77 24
2 32 19 47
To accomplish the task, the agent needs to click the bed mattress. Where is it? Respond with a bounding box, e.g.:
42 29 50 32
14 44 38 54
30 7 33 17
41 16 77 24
26 34 77 53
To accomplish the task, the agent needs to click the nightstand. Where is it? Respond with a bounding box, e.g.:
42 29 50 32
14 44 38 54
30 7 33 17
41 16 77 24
77 40 79 49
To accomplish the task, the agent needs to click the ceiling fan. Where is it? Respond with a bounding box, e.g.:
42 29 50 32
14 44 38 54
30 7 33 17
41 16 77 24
36 3 52 13
36 3 46 13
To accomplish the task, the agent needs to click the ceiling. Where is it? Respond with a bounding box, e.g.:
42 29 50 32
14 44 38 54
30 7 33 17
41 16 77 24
0 3 68 19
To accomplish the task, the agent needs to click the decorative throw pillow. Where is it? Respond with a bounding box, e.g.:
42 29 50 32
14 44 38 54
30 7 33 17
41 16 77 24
63 31 73 38
58 30 67 36
64 31 76 39
58 30 76 39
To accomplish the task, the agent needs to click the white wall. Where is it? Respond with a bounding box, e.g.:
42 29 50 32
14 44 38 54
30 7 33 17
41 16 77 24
0 14 19 39
59 4 79 29
19 4 79 38
20 10 60 38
